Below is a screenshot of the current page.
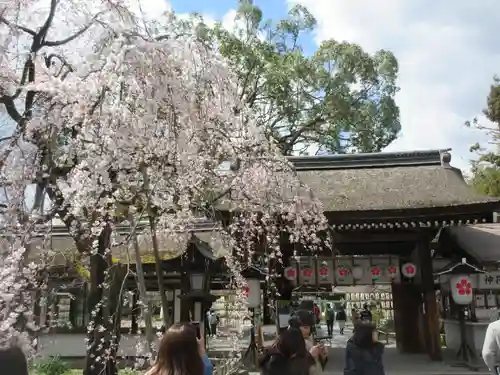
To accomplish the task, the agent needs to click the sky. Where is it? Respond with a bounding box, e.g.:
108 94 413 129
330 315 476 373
145 0 500 173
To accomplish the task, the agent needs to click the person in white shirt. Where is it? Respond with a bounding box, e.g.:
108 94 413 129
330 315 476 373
482 318 500 374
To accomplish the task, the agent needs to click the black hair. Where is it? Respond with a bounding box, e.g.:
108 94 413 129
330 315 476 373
288 309 314 328
0 347 29 375
273 328 308 358
352 323 376 349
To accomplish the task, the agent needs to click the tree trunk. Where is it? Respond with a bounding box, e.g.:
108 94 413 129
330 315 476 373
129 215 155 355
83 225 123 375
149 216 170 328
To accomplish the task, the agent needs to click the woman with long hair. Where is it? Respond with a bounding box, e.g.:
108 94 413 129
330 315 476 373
343 323 385 375
146 323 213 375
259 328 314 375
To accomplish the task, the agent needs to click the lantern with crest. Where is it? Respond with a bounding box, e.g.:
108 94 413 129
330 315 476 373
336 265 350 282
434 257 485 368
386 265 398 279
369 266 382 281
284 266 297 281
401 262 417 279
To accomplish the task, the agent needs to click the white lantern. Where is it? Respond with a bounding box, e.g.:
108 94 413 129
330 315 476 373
401 262 417 278
352 266 363 280
284 266 297 281
246 278 261 308
450 275 473 305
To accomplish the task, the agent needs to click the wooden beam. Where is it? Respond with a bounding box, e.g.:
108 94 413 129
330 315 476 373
417 234 442 361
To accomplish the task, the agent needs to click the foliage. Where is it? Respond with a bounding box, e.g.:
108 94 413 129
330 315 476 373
32 356 70 375
468 77 500 196
195 0 400 154
0 1 328 375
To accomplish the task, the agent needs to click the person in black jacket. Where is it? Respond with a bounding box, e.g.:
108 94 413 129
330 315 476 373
260 328 314 375
336 307 347 335
343 323 385 375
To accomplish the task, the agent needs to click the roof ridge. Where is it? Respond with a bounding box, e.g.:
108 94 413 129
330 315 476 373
289 149 452 170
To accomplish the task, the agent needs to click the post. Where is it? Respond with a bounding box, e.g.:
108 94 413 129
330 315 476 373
417 235 442 361
194 301 204 334
174 289 181 323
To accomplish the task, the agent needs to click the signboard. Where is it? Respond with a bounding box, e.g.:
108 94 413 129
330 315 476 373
479 272 500 290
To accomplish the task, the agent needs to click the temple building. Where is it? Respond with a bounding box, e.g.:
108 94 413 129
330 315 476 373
32 149 500 361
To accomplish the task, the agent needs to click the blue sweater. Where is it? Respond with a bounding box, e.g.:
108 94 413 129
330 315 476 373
202 354 213 375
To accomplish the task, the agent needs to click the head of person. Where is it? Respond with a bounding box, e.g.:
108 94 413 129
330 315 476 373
352 323 378 349
0 346 29 375
274 328 308 359
289 309 314 339
153 323 203 375
363 303 369 310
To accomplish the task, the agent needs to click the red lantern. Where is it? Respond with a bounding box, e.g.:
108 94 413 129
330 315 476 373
284 266 297 281
387 265 398 279
370 266 381 280
401 262 417 278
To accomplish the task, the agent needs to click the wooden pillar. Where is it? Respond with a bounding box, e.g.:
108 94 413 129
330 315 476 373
417 235 442 361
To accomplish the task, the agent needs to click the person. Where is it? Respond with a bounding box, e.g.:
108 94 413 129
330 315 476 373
336 307 347 335
0 346 29 375
343 323 385 375
359 304 372 323
289 310 327 374
207 309 219 337
146 323 213 375
325 304 335 336
350 308 360 328
482 318 500 374
313 303 321 325
260 328 315 375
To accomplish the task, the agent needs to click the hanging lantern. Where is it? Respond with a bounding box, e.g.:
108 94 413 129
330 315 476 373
370 266 382 281
284 266 297 281
301 266 314 282
246 278 261 308
319 264 329 280
386 265 398 279
450 275 473 305
352 266 363 280
336 265 350 281
401 262 417 278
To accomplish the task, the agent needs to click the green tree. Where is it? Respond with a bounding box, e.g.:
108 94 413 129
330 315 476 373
199 0 401 155
469 77 500 196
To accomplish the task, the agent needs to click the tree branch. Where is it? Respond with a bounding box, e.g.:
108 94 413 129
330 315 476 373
44 11 105 47
0 14 36 36
0 95 22 123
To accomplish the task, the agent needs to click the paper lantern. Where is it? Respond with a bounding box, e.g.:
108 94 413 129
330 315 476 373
319 265 329 280
246 278 261 308
401 262 417 278
370 266 382 280
284 266 297 281
450 275 473 305
336 266 350 281
386 265 398 279
352 266 363 280
301 266 314 282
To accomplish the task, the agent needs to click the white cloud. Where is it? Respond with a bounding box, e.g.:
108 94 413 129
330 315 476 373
288 0 500 171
